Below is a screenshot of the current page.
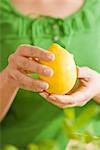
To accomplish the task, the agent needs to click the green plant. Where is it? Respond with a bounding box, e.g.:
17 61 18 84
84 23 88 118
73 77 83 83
63 103 100 145
2 144 18 150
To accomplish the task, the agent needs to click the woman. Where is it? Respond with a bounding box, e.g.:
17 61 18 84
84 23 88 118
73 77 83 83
0 0 100 149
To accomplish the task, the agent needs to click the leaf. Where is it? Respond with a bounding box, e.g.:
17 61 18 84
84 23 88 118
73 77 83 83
27 144 39 150
62 119 79 140
64 108 75 121
2 145 18 150
74 104 99 130
38 140 59 150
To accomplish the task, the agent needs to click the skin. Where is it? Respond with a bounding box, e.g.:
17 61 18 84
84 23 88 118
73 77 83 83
11 0 84 18
0 45 55 121
0 0 100 122
40 67 100 108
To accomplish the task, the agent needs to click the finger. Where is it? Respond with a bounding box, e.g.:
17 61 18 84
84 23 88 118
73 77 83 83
48 96 76 108
14 55 53 76
40 92 62 106
41 94 65 108
47 98 76 109
78 67 94 79
40 92 75 108
49 94 74 105
39 92 50 99
67 86 92 106
16 45 55 61
49 85 92 106
40 92 74 105
48 94 86 108
10 70 49 92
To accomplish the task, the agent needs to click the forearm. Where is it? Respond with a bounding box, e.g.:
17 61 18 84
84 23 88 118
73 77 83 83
0 68 19 121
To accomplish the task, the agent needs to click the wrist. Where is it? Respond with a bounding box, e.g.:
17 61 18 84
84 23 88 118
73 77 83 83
1 67 19 90
0 67 19 121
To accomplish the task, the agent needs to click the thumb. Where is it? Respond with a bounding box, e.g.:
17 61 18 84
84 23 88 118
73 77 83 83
77 66 93 79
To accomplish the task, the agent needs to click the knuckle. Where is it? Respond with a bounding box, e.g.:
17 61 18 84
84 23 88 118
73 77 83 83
29 80 35 89
31 86 39 92
34 88 42 92
34 46 45 58
40 50 45 57
28 80 40 92
43 52 49 60
17 45 24 52
34 88 43 92
37 65 43 73
20 81 26 88
8 54 15 63
16 73 24 82
22 60 29 69
20 77 30 88
11 71 23 87
16 45 22 54
29 46 34 56
36 81 42 88
21 78 32 89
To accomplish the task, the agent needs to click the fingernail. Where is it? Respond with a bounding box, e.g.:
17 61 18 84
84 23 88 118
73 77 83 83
40 92 49 97
41 83 49 89
47 54 55 60
43 68 54 76
40 93 46 97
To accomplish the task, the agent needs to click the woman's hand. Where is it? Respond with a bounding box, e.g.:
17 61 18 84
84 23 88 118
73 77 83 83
6 44 55 92
40 67 100 108
0 44 55 121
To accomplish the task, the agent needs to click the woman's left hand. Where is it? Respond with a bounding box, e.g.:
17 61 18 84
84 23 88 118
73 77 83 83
40 67 100 108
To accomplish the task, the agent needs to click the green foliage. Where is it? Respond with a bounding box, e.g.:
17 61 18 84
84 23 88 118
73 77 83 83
2 140 59 150
38 140 59 150
27 140 59 150
74 105 99 130
2 145 18 150
2 103 100 149
63 103 100 145
64 108 75 121
27 144 39 150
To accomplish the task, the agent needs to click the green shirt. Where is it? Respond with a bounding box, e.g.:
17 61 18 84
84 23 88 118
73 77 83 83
0 0 100 149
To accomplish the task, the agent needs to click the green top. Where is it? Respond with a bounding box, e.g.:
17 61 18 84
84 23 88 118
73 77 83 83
0 0 100 149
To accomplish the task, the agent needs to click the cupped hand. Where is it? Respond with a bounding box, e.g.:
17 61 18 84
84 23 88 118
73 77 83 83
40 67 100 108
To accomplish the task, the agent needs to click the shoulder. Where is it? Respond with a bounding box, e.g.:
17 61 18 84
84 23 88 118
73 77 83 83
64 0 100 34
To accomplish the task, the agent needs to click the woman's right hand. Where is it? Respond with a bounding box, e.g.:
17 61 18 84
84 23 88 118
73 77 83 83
6 44 55 92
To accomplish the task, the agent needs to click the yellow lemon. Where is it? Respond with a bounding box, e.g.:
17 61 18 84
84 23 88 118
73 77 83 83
39 43 77 94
